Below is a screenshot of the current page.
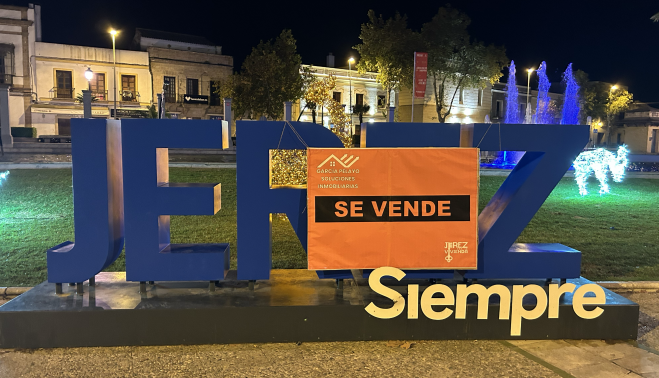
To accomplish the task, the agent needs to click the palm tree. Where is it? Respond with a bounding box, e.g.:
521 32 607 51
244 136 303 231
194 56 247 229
652 12 659 22
352 104 371 125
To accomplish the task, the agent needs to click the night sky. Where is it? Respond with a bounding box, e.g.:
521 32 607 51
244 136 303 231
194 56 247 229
10 0 659 101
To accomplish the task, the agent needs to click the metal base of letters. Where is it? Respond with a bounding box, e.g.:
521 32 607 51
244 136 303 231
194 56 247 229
0 271 638 349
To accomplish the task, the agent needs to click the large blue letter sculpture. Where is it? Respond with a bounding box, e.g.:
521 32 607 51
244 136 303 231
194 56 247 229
48 119 229 285
47 119 124 284
122 119 228 282
236 121 344 280
48 119 589 285
236 121 589 281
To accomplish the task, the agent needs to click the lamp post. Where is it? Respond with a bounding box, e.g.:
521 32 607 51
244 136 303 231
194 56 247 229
83 67 93 119
109 29 118 119
526 68 534 124
348 57 354 128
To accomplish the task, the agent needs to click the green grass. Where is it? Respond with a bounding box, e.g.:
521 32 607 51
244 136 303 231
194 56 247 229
1 168 658 286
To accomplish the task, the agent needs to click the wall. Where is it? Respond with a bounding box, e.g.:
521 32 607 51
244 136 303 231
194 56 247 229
398 80 492 124
34 42 152 104
149 47 232 119
624 127 650 154
140 37 221 54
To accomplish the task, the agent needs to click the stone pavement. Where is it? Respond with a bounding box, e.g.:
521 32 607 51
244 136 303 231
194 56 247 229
1 292 659 377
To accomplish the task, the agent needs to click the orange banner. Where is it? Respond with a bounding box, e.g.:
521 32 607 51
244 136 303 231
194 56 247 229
307 148 479 270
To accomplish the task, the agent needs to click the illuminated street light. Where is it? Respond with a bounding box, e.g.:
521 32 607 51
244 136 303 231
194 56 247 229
525 68 535 123
109 29 118 119
84 67 93 91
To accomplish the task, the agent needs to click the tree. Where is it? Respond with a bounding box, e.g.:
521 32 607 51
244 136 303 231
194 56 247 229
575 70 633 126
236 30 305 120
354 10 420 118
353 104 371 124
652 12 659 22
421 7 507 122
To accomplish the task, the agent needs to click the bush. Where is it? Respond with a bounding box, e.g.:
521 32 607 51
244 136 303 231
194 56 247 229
11 127 37 138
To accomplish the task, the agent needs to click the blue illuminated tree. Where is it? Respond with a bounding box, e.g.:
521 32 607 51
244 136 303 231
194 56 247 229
504 61 519 124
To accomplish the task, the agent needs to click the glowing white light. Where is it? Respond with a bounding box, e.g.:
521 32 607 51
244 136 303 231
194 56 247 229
369 118 374 123
0 170 9 185
300 116 307 121
573 145 629 195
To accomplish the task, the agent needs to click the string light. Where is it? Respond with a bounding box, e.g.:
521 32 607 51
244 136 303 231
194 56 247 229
271 74 351 187
573 145 629 195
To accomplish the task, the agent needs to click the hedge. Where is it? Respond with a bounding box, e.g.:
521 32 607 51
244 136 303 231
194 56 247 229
10 127 37 138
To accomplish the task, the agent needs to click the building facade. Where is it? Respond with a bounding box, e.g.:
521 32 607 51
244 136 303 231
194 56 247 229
134 29 233 120
31 42 152 135
0 4 153 137
294 62 390 126
0 3 39 137
398 80 492 124
613 103 659 154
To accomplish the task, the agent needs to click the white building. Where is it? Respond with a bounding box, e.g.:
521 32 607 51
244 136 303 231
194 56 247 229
0 3 152 139
30 42 152 135
294 56 390 126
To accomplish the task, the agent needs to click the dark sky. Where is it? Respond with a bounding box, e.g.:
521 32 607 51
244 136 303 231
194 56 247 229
12 0 659 101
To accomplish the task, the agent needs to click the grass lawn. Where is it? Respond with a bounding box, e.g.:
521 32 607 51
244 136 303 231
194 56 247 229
1 168 658 286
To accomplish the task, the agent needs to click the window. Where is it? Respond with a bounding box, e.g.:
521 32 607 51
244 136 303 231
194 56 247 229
0 44 14 84
210 80 222 106
90 73 105 100
377 95 386 108
478 89 483 106
495 100 502 118
356 93 364 106
55 70 73 98
459 88 464 104
333 91 341 103
187 78 199 95
121 75 136 101
163 76 176 102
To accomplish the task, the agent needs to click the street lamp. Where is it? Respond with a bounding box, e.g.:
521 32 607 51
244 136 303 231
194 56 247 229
84 67 93 91
348 57 354 125
109 29 118 119
526 68 534 123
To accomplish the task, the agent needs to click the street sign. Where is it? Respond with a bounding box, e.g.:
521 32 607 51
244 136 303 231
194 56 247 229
184 94 209 105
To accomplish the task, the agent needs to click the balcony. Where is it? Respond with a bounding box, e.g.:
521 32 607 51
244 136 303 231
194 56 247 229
120 90 140 103
92 90 108 101
49 87 75 100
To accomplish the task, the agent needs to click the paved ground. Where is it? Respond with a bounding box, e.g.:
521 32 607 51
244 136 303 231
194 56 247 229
1 291 659 377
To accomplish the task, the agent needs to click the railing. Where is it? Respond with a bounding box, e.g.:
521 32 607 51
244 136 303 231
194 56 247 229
49 87 75 99
120 90 140 102
0 74 12 84
92 91 108 101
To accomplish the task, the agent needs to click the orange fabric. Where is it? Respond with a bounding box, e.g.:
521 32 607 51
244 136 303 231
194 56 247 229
307 148 479 270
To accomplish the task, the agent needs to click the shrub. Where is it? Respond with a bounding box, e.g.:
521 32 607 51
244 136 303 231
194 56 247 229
11 127 37 138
